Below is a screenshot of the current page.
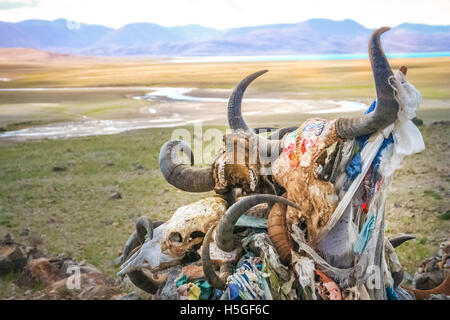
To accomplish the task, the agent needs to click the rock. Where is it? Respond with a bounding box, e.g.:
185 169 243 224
24 246 44 260
67 160 76 167
2 234 14 245
78 283 119 300
132 162 145 170
412 117 423 126
115 292 142 300
0 241 28 275
17 258 64 288
413 240 450 290
20 228 30 237
79 264 102 275
414 271 444 290
110 192 122 200
52 165 67 172
17 255 123 300
429 120 450 128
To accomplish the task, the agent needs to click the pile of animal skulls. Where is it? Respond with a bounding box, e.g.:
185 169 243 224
117 27 449 300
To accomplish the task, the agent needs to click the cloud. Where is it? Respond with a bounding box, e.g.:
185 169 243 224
0 0 39 10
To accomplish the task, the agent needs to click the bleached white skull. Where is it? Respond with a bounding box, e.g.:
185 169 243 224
161 196 228 258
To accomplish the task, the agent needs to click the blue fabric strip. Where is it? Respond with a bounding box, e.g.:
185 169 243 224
354 213 376 254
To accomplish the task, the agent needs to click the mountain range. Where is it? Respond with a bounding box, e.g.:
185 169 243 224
0 18 449 56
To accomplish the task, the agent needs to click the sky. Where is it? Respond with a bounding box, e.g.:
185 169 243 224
0 0 449 29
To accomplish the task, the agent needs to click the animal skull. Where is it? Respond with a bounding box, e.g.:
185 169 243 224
272 118 340 244
212 131 260 194
161 196 228 258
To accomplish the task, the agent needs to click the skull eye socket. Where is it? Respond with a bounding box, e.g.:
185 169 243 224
189 231 205 241
168 232 183 244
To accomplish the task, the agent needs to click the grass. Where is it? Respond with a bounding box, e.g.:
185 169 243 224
385 121 450 274
0 126 216 282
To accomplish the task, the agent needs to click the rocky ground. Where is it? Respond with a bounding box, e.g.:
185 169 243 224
0 234 146 300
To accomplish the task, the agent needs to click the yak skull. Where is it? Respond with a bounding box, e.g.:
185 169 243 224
161 196 228 258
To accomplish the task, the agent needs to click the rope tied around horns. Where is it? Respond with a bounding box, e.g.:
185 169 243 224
292 70 424 299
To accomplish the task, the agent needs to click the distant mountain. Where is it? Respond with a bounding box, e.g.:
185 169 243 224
0 19 112 49
0 47 78 61
0 18 448 56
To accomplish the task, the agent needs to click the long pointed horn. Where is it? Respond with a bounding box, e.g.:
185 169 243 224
159 140 215 192
202 226 227 290
335 27 399 139
228 70 268 131
227 71 282 162
389 234 415 248
215 194 300 252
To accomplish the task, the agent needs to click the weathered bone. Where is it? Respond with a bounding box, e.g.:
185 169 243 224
161 197 228 258
120 217 168 294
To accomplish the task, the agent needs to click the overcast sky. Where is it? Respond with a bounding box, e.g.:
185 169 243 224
0 0 449 29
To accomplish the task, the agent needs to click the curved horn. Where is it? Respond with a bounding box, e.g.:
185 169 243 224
215 194 301 252
228 70 268 131
389 234 415 248
127 270 166 294
122 218 167 294
159 140 215 192
121 218 165 263
227 71 282 160
202 226 227 290
335 27 399 139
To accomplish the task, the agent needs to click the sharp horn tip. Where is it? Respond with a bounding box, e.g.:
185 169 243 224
257 69 269 75
390 234 416 248
373 27 391 37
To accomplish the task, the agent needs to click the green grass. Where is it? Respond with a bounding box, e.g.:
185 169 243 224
439 211 450 220
423 190 443 200
0 126 219 285
385 121 450 275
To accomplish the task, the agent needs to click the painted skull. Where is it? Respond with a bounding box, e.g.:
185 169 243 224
272 118 340 244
